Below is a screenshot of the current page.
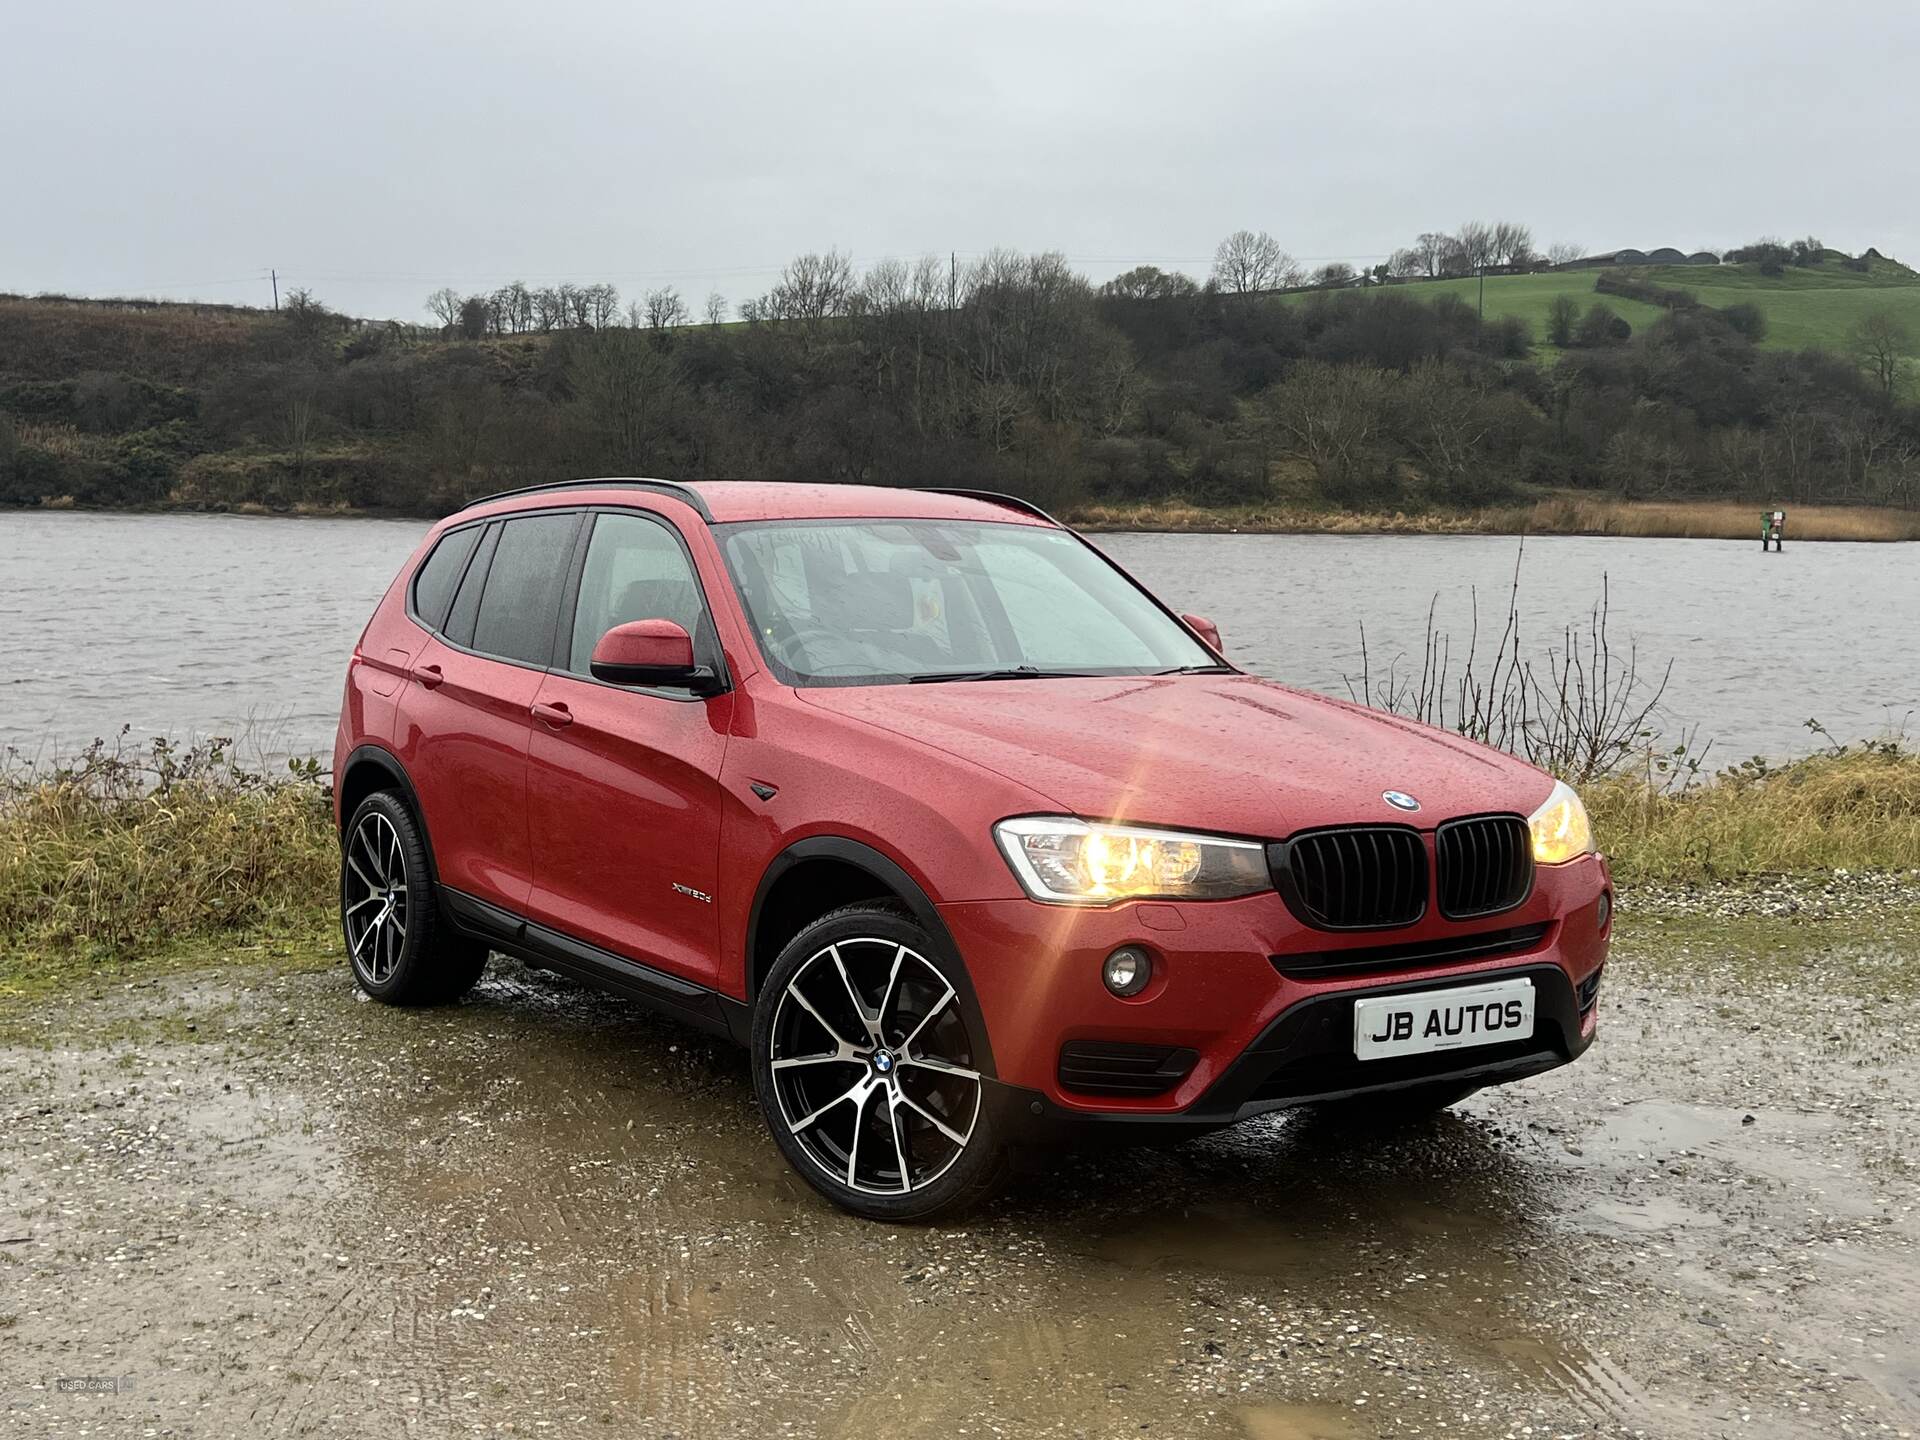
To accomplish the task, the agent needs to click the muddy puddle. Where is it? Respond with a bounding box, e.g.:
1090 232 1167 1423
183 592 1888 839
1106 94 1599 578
2 928 1916 1438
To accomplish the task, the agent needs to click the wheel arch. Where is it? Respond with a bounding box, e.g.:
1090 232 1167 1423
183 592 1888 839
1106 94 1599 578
746 836 997 1078
337 745 440 884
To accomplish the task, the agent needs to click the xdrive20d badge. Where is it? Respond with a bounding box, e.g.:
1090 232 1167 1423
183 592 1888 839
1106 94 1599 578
334 479 1611 1220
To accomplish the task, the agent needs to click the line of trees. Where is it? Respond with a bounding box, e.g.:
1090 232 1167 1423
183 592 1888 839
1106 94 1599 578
2 243 1916 516
422 281 730 339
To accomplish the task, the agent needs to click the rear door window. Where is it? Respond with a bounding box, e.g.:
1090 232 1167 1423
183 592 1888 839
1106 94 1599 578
410 524 483 632
471 513 579 666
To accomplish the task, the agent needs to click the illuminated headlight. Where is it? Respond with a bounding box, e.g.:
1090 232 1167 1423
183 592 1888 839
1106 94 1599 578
994 817 1269 905
1528 780 1595 865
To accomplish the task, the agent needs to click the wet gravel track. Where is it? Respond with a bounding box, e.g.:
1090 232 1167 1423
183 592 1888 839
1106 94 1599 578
2 892 1916 1439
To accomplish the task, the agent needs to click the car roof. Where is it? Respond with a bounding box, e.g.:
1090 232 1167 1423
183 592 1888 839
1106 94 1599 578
456 479 1055 528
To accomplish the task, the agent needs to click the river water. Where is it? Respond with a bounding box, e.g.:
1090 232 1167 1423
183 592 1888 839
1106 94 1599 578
1 511 1913 766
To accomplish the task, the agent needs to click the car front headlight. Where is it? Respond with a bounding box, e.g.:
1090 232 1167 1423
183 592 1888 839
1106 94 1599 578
994 817 1270 905
1528 780 1595 865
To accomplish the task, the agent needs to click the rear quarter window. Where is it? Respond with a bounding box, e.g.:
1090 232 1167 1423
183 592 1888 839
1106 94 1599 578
410 525 483 632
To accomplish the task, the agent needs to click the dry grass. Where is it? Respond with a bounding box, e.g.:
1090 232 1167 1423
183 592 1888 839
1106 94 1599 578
1067 496 1920 542
0 736 335 959
1590 743 1920 884
0 295 270 385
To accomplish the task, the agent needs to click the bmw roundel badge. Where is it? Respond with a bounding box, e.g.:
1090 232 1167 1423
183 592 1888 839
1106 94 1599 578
1382 790 1421 812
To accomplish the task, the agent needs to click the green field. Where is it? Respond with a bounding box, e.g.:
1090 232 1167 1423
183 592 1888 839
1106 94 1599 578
1289 256 1920 361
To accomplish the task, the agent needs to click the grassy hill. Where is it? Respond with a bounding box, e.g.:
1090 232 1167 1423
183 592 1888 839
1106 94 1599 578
1296 256 1920 361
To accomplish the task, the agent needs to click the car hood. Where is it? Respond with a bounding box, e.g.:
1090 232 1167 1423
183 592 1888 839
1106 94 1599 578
796 673 1553 838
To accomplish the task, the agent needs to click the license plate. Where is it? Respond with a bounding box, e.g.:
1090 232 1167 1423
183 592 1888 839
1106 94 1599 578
1353 978 1535 1061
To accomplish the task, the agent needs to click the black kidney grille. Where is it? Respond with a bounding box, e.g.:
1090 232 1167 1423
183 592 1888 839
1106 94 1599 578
1436 815 1534 919
1273 826 1427 930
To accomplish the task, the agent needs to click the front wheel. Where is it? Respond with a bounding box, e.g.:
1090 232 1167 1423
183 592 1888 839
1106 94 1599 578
751 905 1009 1221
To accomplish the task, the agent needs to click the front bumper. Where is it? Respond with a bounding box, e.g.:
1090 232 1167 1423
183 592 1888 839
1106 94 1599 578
938 853 1609 1129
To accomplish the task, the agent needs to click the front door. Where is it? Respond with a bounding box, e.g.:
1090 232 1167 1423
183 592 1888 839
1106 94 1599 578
525 509 732 986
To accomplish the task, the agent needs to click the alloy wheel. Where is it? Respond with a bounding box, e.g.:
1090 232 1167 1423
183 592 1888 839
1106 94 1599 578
768 937 983 1196
343 811 409 985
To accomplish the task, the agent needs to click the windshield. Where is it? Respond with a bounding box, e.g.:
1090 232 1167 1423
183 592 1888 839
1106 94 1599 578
717 519 1222 686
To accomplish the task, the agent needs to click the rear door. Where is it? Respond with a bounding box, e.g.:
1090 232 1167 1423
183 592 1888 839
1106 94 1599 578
396 510 581 909
524 507 733 986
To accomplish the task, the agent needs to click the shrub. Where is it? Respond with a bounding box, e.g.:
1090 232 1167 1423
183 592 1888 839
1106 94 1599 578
1547 294 1578 347
0 736 335 954
1719 302 1767 342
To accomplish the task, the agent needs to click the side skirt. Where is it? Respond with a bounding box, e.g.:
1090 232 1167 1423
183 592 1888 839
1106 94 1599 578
438 887 752 1044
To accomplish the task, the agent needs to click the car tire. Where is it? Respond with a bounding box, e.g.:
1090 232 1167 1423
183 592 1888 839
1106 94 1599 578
1307 1080 1481 1127
340 791 488 1006
751 903 1009 1221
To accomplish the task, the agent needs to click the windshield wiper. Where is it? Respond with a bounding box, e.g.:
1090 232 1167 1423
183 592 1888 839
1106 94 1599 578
907 666 1091 684
1154 663 1235 675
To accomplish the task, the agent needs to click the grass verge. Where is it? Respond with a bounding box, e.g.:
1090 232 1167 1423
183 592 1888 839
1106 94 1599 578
1065 497 1920 541
1588 743 1920 884
0 736 335 991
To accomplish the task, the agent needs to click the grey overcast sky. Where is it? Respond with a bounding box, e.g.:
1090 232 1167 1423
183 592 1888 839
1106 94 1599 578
7 0 1917 321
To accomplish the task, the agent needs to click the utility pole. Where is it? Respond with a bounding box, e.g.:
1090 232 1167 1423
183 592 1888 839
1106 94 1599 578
1476 265 1484 337
270 269 279 311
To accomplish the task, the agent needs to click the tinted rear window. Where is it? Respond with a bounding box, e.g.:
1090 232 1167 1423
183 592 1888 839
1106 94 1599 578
410 525 482 632
443 523 500 648
471 513 578 665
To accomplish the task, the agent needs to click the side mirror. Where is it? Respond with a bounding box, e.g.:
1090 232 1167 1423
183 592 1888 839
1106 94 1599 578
590 619 714 690
1181 613 1223 654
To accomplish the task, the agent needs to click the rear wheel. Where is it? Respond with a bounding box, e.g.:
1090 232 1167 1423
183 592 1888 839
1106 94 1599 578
751 904 1009 1221
340 791 488 1005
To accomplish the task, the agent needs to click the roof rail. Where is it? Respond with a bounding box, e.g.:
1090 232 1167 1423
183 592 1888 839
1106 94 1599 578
926 488 1065 526
456 478 712 521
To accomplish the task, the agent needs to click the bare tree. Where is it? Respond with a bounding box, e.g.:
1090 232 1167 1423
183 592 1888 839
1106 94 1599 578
1455 221 1497 271
1386 247 1425 279
1313 261 1356 288
1489 221 1534 266
282 390 318 471
644 286 689 331
571 329 677 469
532 286 567 332
1852 309 1911 404
490 281 533 333
425 288 463 333
584 283 621 330
1411 232 1453 278
764 250 856 324
1545 241 1585 267
704 292 728 326
1211 230 1290 294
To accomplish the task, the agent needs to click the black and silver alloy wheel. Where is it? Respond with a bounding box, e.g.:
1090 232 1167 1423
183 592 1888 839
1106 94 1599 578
338 790 488 1006
770 936 981 1195
752 905 1008 1220
343 810 409 986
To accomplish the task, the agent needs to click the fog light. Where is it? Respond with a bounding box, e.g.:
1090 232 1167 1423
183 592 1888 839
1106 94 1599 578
1596 890 1612 931
1103 946 1152 997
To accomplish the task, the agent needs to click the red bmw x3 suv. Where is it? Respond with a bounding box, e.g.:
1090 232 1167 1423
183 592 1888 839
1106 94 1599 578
334 479 1610 1219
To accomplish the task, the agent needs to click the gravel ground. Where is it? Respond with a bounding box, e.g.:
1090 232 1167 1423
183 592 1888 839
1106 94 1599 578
1 882 1915 1439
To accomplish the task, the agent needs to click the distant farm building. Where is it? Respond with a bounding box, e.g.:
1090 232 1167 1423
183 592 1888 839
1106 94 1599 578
1687 251 1721 265
1645 247 1688 265
1610 249 1649 266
